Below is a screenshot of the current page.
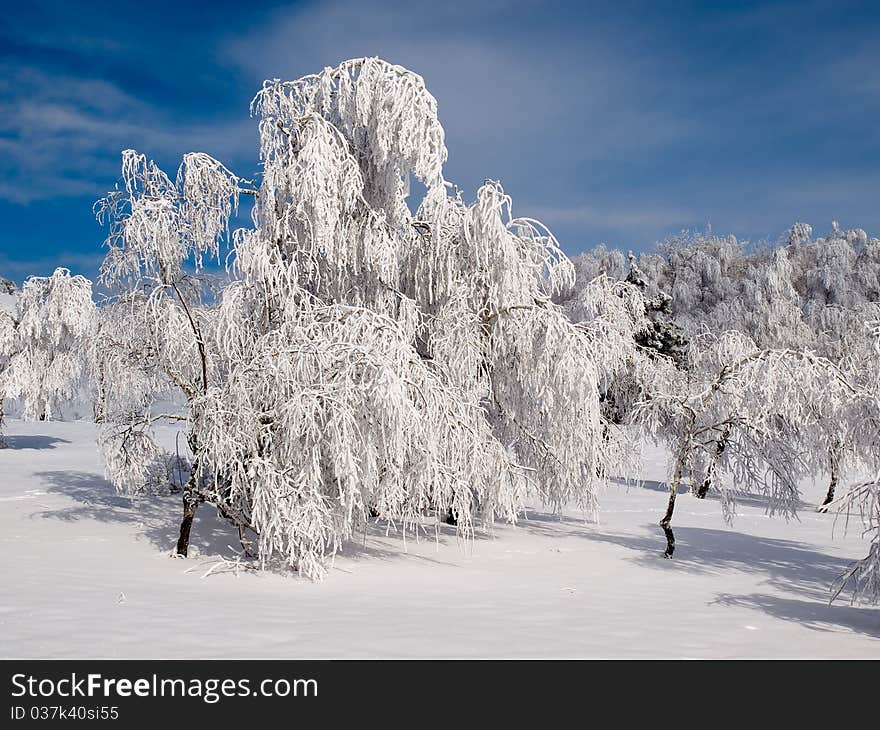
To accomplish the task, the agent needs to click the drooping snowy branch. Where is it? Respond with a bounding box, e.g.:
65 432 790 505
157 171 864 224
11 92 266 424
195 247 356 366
831 478 880 604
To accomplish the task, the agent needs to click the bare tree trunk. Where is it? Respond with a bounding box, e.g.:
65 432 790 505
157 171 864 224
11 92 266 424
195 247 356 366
695 425 731 499
176 473 200 556
595 421 610 479
818 443 842 513
237 525 256 558
175 459 249 558
212 487 256 557
93 364 106 424
0 398 6 448
660 448 686 558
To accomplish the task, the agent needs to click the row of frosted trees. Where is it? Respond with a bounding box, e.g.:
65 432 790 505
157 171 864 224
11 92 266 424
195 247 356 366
1 59 878 601
566 225 880 599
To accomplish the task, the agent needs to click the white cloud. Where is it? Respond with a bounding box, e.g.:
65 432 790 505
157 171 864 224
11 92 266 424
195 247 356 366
0 251 105 285
0 65 257 205
529 203 697 231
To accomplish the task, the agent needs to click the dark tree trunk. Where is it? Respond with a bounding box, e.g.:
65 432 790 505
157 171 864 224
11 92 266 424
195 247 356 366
818 444 842 513
660 518 675 558
176 499 198 556
238 525 255 558
595 421 610 479
176 474 201 557
695 426 731 499
695 480 710 499
93 366 106 424
660 450 686 558
444 507 457 526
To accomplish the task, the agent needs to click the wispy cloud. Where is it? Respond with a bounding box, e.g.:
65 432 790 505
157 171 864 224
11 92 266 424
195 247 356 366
0 65 258 205
0 251 105 285
530 203 698 232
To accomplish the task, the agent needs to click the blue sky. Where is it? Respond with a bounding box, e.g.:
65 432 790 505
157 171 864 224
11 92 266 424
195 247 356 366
1 0 878 283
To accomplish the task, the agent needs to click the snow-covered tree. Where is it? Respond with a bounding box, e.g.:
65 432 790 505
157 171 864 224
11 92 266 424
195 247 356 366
0 309 15 446
658 230 744 317
562 274 656 467
569 222 879 505
91 145 243 498
832 477 880 604
827 315 880 604
568 245 629 289
568 222 880 601
96 58 638 578
2 268 96 422
636 330 865 558
0 278 18 445
623 252 688 368
787 221 866 309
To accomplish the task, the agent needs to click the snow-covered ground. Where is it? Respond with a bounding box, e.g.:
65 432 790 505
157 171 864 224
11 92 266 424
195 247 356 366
1 418 878 658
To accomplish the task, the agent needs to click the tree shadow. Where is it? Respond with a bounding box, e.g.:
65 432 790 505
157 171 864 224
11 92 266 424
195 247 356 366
2 435 71 450
608 477 670 493
334 516 489 569
33 470 458 573
607 476 809 510
526 520 880 639
33 470 239 558
710 593 880 640
30 468 880 640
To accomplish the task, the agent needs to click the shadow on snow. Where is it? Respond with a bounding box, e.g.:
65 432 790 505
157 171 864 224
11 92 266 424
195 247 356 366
32 470 239 559
27 470 880 636
31 470 459 572
607 476 811 510
2 435 71 450
523 519 880 640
